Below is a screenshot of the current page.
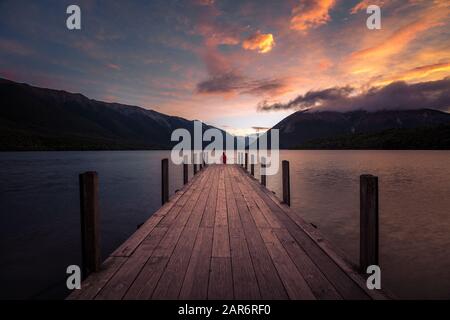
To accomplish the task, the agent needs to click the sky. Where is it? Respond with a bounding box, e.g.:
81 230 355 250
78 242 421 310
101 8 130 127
0 0 449 135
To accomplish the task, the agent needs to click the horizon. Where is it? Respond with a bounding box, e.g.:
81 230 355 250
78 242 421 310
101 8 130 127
1 0 449 135
2 75 449 139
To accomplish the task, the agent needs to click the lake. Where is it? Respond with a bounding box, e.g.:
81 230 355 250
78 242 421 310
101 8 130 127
1 150 449 299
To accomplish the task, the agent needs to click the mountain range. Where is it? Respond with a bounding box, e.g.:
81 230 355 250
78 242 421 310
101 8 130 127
1 78 449 150
0 78 229 151
271 108 450 149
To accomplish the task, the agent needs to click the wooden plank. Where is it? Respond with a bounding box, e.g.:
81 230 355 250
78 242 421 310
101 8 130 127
234 173 270 229
212 168 230 256
200 166 219 227
208 257 234 300
122 256 169 299
179 227 213 299
111 215 164 257
273 228 342 300
224 167 261 300
260 228 316 300
66 257 126 300
212 226 230 258
214 168 228 226
124 169 214 299
151 166 217 299
241 169 371 300
257 178 389 299
158 170 205 227
95 227 168 300
228 167 288 300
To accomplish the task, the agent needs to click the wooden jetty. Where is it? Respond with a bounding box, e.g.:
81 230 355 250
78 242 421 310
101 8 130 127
68 163 388 300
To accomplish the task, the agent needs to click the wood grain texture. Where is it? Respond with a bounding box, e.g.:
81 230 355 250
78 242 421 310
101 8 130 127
69 164 389 300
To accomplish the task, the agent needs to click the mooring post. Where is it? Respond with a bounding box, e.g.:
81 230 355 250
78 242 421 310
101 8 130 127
79 171 101 278
282 160 290 206
183 162 188 185
161 158 169 205
261 157 266 186
245 153 248 171
360 174 379 273
251 155 255 176
193 153 198 175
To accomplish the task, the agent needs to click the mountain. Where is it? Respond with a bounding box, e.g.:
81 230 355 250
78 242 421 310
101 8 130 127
268 108 450 149
0 78 229 151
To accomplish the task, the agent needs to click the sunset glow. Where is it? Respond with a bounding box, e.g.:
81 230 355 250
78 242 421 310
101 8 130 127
0 0 449 135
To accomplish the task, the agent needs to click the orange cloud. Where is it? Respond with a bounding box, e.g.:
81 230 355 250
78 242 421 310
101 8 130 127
348 2 450 76
350 0 388 14
373 62 450 86
242 33 275 53
290 0 336 31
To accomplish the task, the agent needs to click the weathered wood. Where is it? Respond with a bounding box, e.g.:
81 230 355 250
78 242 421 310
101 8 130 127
260 228 316 300
261 157 266 186
151 166 215 299
242 169 372 299
224 166 261 299
209 257 234 300
229 167 288 299
161 159 169 205
282 160 291 206
183 162 188 185
67 257 126 300
360 174 379 273
79 171 101 277
96 227 168 299
179 227 213 299
71 164 389 301
245 153 248 170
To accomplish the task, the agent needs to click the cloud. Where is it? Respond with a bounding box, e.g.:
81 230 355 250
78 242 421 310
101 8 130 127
197 71 244 94
0 39 33 56
350 0 388 14
197 70 290 97
349 3 449 64
290 0 336 31
372 62 450 86
242 32 275 53
258 86 354 111
258 78 450 112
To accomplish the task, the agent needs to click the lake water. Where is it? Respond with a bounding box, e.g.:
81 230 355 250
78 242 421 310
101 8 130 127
1 150 449 299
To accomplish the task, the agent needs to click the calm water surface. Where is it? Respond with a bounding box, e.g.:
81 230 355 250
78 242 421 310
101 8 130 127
1 150 449 299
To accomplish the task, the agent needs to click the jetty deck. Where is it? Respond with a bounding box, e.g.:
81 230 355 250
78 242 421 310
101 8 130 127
68 164 387 300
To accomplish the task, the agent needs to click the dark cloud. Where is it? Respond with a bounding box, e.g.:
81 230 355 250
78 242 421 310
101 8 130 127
197 71 288 96
258 78 450 112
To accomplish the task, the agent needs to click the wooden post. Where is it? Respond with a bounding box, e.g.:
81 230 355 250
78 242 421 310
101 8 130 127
282 160 290 206
245 153 248 171
193 153 198 175
251 155 255 176
79 171 101 278
161 158 169 205
360 174 379 273
261 157 266 186
183 162 188 185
